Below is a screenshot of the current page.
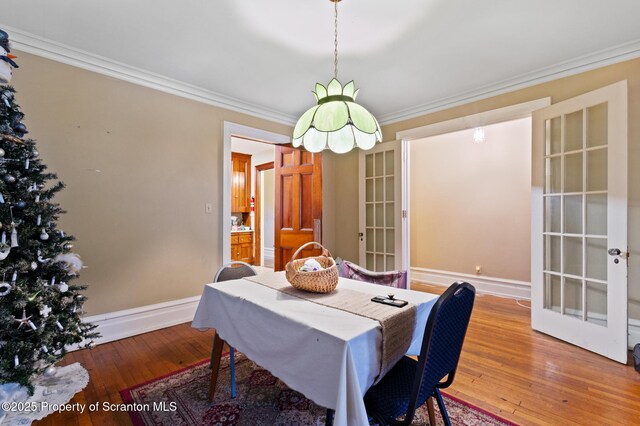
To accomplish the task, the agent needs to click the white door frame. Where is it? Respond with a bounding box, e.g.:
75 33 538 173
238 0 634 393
222 122 289 265
395 98 551 288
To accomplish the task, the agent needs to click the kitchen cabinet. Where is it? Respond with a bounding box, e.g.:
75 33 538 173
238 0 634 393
231 232 254 264
231 152 251 213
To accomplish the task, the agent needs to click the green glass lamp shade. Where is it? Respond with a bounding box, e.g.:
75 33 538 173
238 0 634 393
293 79 382 153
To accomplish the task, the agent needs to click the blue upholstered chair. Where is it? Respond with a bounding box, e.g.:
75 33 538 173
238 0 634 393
338 260 407 289
364 281 476 426
211 261 257 399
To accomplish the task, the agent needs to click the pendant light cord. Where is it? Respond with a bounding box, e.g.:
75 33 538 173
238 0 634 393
334 0 339 79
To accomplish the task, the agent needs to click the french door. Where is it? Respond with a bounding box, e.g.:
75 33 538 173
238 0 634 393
358 141 407 272
531 81 628 362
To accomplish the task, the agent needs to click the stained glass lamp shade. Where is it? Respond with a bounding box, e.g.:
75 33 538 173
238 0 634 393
292 78 382 153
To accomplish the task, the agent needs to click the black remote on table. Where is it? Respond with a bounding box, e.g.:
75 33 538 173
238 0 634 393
371 295 408 308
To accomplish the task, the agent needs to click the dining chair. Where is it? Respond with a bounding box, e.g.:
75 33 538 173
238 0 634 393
363 281 476 426
338 260 407 289
211 261 257 399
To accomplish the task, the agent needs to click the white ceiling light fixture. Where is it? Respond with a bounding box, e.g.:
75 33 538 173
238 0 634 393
473 127 485 144
292 0 382 154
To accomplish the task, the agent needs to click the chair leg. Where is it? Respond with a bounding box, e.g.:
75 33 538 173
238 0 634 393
426 397 437 426
208 332 225 403
434 389 451 426
230 347 236 399
325 408 334 426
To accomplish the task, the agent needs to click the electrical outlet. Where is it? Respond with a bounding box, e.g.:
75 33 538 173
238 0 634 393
205 203 212 213
475 265 482 274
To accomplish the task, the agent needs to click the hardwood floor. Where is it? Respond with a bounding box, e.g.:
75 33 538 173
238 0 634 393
34 284 640 425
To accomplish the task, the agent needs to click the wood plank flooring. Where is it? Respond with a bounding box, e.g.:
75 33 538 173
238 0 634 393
34 284 640 425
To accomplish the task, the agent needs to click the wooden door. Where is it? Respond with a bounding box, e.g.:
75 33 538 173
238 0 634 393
531 81 628 362
274 146 322 271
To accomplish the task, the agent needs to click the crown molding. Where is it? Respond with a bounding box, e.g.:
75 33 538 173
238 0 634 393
5 25 640 128
1 25 297 126
378 38 640 125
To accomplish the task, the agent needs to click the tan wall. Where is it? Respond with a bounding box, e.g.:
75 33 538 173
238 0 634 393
382 57 640 319
11 52 292 316
410 118 532 281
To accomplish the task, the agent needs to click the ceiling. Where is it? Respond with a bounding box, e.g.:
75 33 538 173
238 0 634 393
231 137 275 156
2 0 640 125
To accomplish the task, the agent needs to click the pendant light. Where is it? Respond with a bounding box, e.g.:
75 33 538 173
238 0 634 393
293 0 382 154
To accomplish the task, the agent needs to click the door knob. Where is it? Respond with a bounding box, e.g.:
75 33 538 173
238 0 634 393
608 248 621 256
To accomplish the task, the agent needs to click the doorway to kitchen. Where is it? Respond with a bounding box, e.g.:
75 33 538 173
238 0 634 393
222 122 289 267
230 136 275 267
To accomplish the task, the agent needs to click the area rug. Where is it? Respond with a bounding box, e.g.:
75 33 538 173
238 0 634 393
120 352 516 426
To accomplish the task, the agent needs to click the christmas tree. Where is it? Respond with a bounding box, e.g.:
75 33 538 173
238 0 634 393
0 29 98 392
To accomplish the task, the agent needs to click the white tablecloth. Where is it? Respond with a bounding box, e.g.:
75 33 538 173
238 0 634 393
191 271 438 426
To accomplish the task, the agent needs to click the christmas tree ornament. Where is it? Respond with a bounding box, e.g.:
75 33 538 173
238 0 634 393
87 341 96 349
14 355 19 367
13 123 28 137
0 45 17 85
14 200 26 209
11 271 17 282
54 253 83 275
35 194 40 203
0 148 4 157
30 261 37 270
55 321 63 331
3 174 15 183
39 229 49 240
0 193 4 203
0 242 10 260
14 309 32 329
32 149 38 157
24 158 29 169
59 230 65 237
37 250 50 263
63 243 73 250
10 224 18 247
41 345 48 353
43 366 57 377
0 281 11 296
50 276 56 286
36 214 41 225
39 305 51 318
27 320 37 331
57 282 69 292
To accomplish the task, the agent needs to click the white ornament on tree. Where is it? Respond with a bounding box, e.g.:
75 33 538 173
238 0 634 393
10 223 18 248
39 305 51 318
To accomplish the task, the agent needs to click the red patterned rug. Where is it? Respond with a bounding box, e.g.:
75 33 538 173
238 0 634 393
120 352 516 426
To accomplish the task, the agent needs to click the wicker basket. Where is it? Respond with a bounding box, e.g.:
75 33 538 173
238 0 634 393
285 242 338 293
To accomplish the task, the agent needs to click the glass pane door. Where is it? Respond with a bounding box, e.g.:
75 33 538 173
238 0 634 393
543 103 609 325
359 141 402 272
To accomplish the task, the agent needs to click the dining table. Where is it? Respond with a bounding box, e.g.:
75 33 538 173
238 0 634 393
191 270 439 426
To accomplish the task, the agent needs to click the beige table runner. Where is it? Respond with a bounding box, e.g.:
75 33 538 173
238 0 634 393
244 274 417 382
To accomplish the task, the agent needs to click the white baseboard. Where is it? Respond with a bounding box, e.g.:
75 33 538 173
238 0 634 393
410 267 531 300
263 247 274 259
82 295 201 346
629 319 640 349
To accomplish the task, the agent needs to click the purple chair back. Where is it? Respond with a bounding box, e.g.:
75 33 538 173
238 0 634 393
339 260 407 289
